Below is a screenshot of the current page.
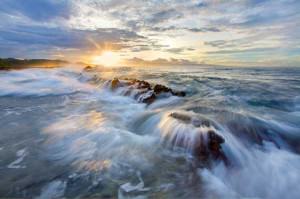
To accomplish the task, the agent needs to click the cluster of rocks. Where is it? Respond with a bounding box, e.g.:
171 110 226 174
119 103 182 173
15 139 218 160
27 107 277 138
169 112 228 165
83 65 94 71
86 71 227 165
109 78 186 104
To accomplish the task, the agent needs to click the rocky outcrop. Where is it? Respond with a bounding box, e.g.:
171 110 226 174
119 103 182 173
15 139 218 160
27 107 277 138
168 112 228 165
111 78 120 90
107 78 186 104
83 65 93 71
195 130 226 162
153 84 172 94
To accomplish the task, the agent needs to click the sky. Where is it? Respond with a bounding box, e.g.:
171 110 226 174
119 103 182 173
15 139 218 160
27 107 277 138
0 0 299 67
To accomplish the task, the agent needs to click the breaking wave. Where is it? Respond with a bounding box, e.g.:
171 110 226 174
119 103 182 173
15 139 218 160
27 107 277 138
0 66 300 198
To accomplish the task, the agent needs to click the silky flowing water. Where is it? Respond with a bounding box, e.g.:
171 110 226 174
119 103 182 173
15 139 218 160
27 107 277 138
0 65 300 198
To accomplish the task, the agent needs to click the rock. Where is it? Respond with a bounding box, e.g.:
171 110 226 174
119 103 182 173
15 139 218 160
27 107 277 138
169 112 191 123
84 65 93 71
111 78 120 90
153 84 171 94
169 112 211 127
194 129 227 163
107 78 186 104
168 112 227 164
138 91 156 104
171 90 186 97
136 80 151 90
207 130 225 155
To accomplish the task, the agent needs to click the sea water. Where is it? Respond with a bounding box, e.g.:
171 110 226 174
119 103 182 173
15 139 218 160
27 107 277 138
0 65 299 198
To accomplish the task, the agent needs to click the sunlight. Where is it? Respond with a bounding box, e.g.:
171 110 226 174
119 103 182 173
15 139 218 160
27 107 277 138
92 51 120 67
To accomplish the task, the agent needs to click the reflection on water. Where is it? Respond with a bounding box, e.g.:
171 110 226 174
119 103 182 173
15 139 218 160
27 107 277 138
0 66 300 198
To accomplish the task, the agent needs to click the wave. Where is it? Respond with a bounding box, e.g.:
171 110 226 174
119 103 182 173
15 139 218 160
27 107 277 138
1 66 300 198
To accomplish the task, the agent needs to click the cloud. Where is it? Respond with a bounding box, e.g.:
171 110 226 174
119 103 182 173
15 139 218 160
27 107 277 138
206 47 279 55
164 47 196 54
0 0 299 66
206 0 300 28
148 26 221 33
0 0 71 21
124 57 200 66
204 40 229 48
147 9 183 24
0 24 145 58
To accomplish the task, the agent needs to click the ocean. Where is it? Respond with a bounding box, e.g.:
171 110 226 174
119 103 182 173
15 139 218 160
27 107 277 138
0 65 300 198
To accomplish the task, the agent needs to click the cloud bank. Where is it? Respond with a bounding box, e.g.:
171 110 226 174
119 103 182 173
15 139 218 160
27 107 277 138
0 0 299 66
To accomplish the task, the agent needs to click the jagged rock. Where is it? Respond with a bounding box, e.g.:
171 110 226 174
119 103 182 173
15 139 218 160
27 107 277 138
138 91 156 104
193 130 227 165
108 78 185 104
171 90 186 97
208 130 225 146
153 84 172 94
83 65 93 71
169 112 191 123
135 80 151 90
111 78 120 90
170 112 212 127
168 112 227 164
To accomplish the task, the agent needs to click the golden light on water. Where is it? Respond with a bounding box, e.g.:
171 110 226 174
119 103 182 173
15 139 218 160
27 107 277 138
92 51 120 67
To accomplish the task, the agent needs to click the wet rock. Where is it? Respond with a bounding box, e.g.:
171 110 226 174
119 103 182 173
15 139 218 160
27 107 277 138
169 112 191 123
202 130 224 156
83 65 93 71
136 80 151 90
107 78 185 104
169 112 212 127
111 78 120 90
138 91 156 104
133 89 148 99
194 130 227 164
171 90 186 97
168 112 227 165
153 84 172 94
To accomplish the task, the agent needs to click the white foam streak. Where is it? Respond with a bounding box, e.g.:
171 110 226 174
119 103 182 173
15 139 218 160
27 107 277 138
202 138 300 199
0 68 95 96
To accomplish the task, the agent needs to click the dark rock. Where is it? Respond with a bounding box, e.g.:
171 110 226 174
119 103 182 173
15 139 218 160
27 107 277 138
138 91 156 104
84 65 93 71
171 90 186 97
168 112 227 164
136 80 151 90
169 112 212 127
153 84 172 94
194 130 227 163
169 112 191 123
108 78 186 104
133 89 148 99
192 119 211 128
111 78 120 90
207 130 225 155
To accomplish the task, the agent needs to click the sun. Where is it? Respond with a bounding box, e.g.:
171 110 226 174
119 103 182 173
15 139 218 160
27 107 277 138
92 51 120 67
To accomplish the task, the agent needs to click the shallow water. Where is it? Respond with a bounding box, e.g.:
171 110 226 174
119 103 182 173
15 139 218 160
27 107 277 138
0 65 300 198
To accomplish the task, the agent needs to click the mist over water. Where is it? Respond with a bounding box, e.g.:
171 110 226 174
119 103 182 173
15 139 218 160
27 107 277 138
0 66 300 198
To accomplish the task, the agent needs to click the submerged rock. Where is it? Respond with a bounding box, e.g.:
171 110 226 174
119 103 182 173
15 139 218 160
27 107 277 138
166 112 228 165
169 112 191 123
107 78 185 104
137 91 156 104
153 84 171 94
194 130 226 162
111 78 120 90
169 112 214 128
171 90 186 97
83 65 93 71
136 80 151 90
